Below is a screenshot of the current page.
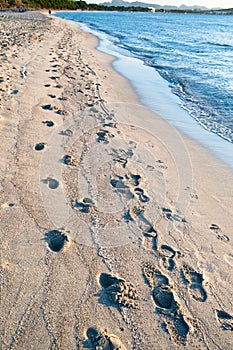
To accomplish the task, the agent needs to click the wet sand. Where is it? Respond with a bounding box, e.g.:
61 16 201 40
0 11 233 350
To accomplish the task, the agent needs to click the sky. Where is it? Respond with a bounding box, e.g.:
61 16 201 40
87 0 232 9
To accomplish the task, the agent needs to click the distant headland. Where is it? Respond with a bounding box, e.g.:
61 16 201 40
0 0 232 14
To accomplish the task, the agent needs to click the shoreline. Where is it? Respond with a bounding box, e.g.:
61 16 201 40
69 15 233 171
1 11 233 349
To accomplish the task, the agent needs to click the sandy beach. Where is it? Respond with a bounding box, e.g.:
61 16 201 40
0 11 233 350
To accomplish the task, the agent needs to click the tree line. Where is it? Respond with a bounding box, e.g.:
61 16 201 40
0 0 150 11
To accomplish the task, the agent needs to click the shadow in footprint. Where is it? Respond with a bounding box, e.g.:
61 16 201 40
215 310 233 331
96 129 115 144
143 227 158 251
42 177 59 189
59 129 73 137
134 187 149 203
35 142 45 151
56 109 64 115
48 94 56 99
43 230 69 252
41 104 53 111
153 284 175 309
165 313 190 345
62 154 79 166
99 273 122 288
123 210 134 223
84 327 107 349
131 174 141 186
42 120 54 127
110 177 128 189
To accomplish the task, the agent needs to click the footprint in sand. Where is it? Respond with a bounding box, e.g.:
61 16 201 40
59 129 73 137
143 229 158 251
99 273 139 309
110 176 134 200
130 174 141 186
48 94 56 99
96 129 115 144
103 122 117 129
63 154 79 166
142 263 175 309
49 76 59 81
159 245 178 271
162 208 186 223
156 159 168 169
74 198 95 213
44 230 69 252
181 264 207 302
42 120 54 127
134 187 149 203
84 327 127 350
110 176 128 189
55 109 65 116
86 100 95 107
35 142 46 151
0 202 15 208
127 206 158 250
111 148 134 169
142 262 190 344
209 224 230 242
109 172 149 204
123 209 134 223
215 309 233 331
11 89 18 95
41 103 53 111
42 177 59 189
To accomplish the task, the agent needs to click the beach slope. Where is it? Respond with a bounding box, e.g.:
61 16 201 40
0 11 233 350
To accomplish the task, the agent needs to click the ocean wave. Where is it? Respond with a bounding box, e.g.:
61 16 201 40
205 41 233 48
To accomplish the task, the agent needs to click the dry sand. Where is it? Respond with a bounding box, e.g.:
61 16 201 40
0 11 233 350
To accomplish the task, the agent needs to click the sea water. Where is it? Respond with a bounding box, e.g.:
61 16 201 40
55 11 233 167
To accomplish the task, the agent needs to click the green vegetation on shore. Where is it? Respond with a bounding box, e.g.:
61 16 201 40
0 0 232 14
0 0 149 11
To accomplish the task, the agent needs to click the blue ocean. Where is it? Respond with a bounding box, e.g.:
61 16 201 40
56 11 233 147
